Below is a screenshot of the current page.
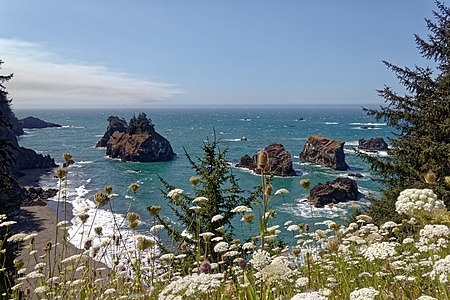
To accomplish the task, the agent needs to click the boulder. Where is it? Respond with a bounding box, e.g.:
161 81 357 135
300 136 349 170
96 116 128 147
22 187 59 207
308 177 359 208
348 172 364 178
358 137 388 151
20 116 61 129
236 143 296 176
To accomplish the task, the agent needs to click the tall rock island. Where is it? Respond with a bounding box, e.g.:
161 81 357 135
300 136 349 171
97 113 176 162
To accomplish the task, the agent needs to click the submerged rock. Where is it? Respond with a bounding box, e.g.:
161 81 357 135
358 137 388 151
236 143 296 176
19 116 61 129
300 136 349 171
99 113 176 162
308 177 359 208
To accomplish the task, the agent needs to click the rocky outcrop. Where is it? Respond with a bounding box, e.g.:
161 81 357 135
12 147 57 174
358 137 388 151
308 177 359 208
236 143 296 176
95 116 127 147
300 136 349 170
19 116 61 129
22 187 58 207
99 113 176 162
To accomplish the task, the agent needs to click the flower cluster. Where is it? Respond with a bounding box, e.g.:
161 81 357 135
395 188 445 217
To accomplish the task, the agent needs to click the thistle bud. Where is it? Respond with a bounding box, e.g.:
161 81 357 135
242 213 255 224
304 224 310 232
63 153 73 164
300 179 311 191
445 176 450 187
264 183 273 196
147 205 161 216
104 185 113 195
94 192 109 207
257 151 269 171
424 169 437 184
129 183 140 193
200 259 211 274
55 167 68 179
79 214 89 223
189 176 201 186
292 247 301 256
94 226 103 236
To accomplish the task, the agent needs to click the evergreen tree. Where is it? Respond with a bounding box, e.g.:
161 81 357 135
156 136 252 261
127 112 153 134
363 1 450 222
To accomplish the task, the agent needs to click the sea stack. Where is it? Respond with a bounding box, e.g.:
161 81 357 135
358 137 389 151
300 136 349 171
97 113 176 162
308 177 359 208
19 116 61 129
236 143 296 176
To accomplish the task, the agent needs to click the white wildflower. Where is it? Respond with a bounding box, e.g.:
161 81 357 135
0 221 17 227
214 241 229 253
211 237 223 242
274 188 289 195
150 224 166 233
295 277 309 287
349 287 379 300
242 242 256 251
250 249 271 270
417 296 438 300
287 224 300 232
361 242 397 261
7 233 28 242
223 250 239 257
192 196 208 203
430 255 450 284
290 291 328 300
231 205 252 213
160 253 175 261
167 188 184 200
34 286 48 294
395 188 445 217
211 214 224 222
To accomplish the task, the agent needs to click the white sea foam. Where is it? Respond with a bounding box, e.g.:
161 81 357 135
349 122 386 126
345 148 389 157
222 138 245 142
322 122 339 125
345 141 359 146
77 161 94 164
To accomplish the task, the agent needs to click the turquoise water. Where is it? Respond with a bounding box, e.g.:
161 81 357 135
14 107 392 246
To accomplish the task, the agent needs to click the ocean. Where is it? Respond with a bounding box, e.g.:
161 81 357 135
14 107 392 255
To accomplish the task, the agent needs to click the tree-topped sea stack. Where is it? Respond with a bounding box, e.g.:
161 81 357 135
236 143 296 176
97 113 176 162
300 136 349 170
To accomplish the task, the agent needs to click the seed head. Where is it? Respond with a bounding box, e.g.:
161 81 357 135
300 179 311 191
55 168 68 179
94 192 109 207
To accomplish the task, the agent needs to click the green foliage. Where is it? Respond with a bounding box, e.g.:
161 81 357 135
157 136 252 261
362 1 450 223
127 112 154 135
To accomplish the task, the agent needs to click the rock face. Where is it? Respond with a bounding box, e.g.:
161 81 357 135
300 136 349 170
22 187 58 207
308 177 359 208
95 116 127 147
358 137 388 151
20 116 61 129
98 113 176 162
236 143 296 176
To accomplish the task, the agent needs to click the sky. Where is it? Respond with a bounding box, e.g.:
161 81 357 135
0 0 438 109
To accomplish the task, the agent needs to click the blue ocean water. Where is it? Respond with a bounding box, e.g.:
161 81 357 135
14 107 392 247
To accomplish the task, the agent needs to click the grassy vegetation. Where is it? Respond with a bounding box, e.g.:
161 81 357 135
0 151 449 300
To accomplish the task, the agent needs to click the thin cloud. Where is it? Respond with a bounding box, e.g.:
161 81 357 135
0 38 182 108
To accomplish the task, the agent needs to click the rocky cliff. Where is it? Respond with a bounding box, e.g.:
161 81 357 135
308 177 359 208
95 116 127 147
236 143 296 176
300 136 349 170
98 113 176 162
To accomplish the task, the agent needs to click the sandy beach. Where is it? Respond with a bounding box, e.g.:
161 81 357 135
10 168 109 296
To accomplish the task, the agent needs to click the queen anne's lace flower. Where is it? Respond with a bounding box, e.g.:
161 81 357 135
250 249 271 270
290 291 327 300
349 287 379 300
213 241 229 253
395 188 445 216
211 214 224 222
417 296 438 300
417 224 450 252
430 255 450 284
361 242 397 261
231 205 252 213
159 273 224 299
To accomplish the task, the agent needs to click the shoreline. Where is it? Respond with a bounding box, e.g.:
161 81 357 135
11 168 109 285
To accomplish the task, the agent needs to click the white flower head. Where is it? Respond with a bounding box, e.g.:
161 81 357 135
349 287 379 300
211 214 224 223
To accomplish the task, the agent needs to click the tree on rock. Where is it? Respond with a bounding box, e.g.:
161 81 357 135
363 1 450 222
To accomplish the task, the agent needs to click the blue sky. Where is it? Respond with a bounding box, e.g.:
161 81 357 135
0 0 436 109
